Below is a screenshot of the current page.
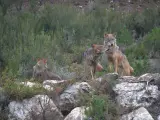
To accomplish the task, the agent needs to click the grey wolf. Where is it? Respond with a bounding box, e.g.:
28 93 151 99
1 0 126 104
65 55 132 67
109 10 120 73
83 44 104 80
104 33 134 76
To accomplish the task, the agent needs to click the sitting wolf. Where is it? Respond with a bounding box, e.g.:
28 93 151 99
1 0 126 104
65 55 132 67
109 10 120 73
33 59 62 81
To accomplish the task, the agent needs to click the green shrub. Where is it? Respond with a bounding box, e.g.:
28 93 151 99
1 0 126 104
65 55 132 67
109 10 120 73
126 8 160 37
131 58 149 76
125 43 147 60
3 80 45 101
125 43 149 76
143 27 160 58
1 69 45 101
117 27 133 46
84 95 119 120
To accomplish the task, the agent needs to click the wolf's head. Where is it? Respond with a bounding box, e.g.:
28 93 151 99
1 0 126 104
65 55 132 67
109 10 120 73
92 44 104 55
36 58 48 69
103 33 117 52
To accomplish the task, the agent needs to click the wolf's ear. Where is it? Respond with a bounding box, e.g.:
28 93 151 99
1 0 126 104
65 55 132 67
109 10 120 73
91 44 96 48
113 32 117 38
37 58 40 62
104 33 108 38
43 59 47 64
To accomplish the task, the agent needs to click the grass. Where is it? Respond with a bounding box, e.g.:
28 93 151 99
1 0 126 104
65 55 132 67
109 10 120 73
3 79 45 101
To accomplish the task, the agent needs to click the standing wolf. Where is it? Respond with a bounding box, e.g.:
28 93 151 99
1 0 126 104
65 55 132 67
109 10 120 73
104 33 134 76
83 44 104 80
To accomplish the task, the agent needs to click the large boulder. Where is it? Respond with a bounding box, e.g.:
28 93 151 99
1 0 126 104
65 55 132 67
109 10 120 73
59 82 92 112
121 107 154 120
113 73 160 110
8 95 63 120
64 107 86 120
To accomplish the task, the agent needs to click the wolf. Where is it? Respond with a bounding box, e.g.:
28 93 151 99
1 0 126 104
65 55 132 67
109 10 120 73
33 59 62 81
104 33 134 76
83 44 104 80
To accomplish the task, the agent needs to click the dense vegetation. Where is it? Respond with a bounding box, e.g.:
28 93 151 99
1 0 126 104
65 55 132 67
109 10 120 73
0 2 159 78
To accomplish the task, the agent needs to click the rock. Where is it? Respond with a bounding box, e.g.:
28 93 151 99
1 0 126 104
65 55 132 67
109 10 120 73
148 59 160 72
137 73 160 83
121 107 154 120
157 115 160 120
149 59 160 73
147 96 160 120
43 80 67 91
20 81 38 87
8 95 63 120
113 74 160 109
93 73 118 98
118 76 137 83
64 107 86 120
102 73 119 82
114 82 159 108
137 73 160 90
59 82 92 112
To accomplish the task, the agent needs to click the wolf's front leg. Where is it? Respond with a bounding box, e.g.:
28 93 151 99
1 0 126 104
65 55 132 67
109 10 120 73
90 68 94 80
114 59 118 74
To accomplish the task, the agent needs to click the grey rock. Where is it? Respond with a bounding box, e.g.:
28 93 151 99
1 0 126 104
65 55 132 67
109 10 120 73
137 73 160 82
8 95 63 120
64 107 86 120
43 80 67 91
149 59 160 73
102 73 119 81
59 82 92 112
121 107 154 120
113 74 160 109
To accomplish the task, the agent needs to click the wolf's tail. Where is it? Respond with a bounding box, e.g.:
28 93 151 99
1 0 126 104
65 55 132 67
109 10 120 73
130 66 134 73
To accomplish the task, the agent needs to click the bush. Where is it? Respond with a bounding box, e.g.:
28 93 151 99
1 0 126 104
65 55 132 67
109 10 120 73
1 69 45 101
143 27 160 58
117 27 133 46
84 94 119 120
131 59 149 76
3 80 45 101
125 43 147 60
126 8 160 37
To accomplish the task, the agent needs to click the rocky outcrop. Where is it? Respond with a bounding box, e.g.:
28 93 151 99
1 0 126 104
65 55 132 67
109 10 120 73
121 107 154 120
64 107 86 120
2 73 160 120
59 82 92 112
113 73 160 110
8 95 63 120
113 73 160 119
114 81 159 108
